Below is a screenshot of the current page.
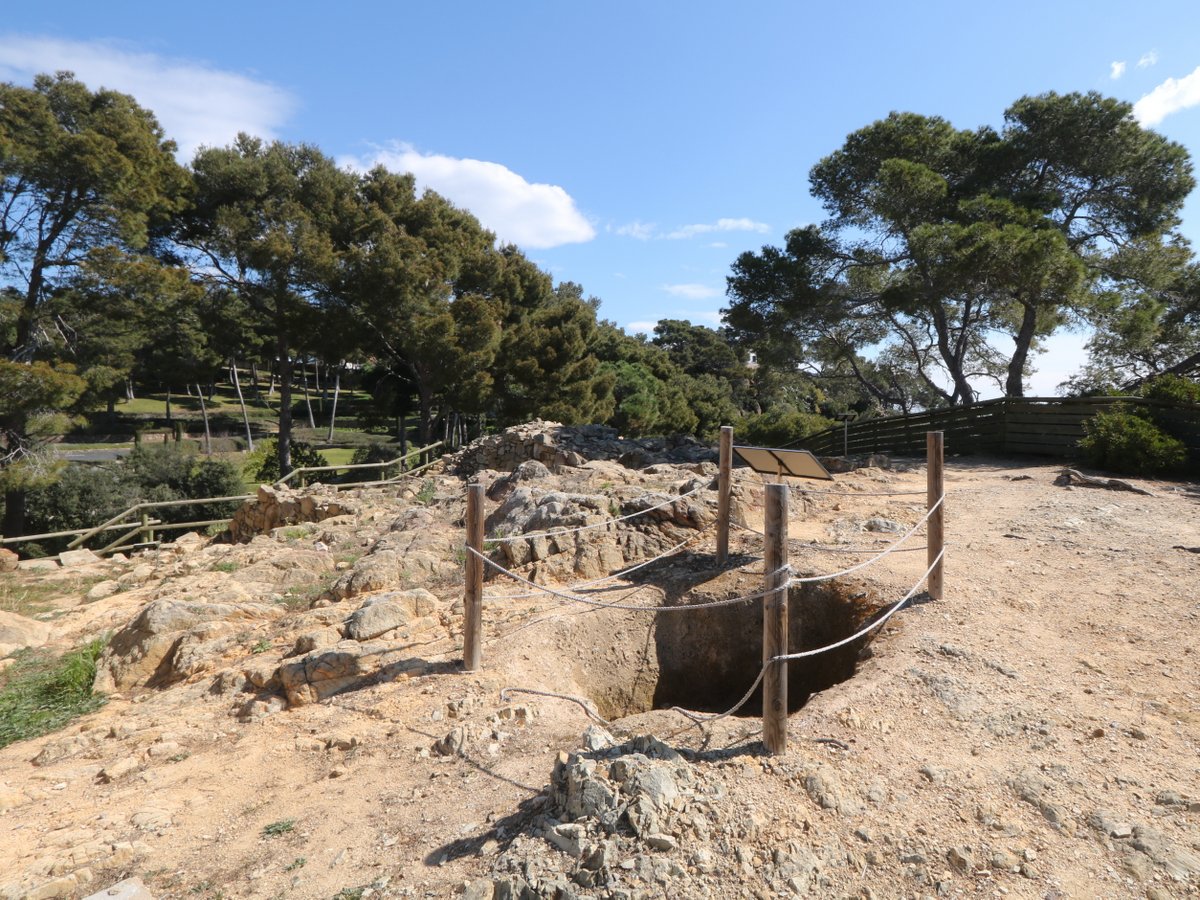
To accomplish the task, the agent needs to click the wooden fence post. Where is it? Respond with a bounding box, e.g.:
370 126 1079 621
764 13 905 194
763 483 789 755
716 426 733 565
926 431 945 601
463 484 484 671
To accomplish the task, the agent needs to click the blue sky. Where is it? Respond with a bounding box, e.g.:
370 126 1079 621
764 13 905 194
4 1 1200 395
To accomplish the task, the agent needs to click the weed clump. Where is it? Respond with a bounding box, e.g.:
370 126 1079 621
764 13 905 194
0 637 107 749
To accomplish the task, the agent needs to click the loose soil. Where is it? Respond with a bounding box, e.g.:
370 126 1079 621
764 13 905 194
1 455 1198 899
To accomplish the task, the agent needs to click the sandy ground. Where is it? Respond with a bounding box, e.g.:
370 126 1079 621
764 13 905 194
0 456 1198 899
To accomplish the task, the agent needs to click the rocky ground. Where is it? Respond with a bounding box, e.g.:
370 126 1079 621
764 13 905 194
0 422 1197 900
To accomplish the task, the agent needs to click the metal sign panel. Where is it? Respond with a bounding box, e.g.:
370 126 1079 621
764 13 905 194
733 445 833 481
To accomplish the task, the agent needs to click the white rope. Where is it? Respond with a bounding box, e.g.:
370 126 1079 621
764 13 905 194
670 548 944 725
469 545 790 612
485 485 707 543
786 494 942 584
499 687 614 729
484 530 708 601
794 486 928 497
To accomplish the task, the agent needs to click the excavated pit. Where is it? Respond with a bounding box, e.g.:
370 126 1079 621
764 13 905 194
562 573 891 720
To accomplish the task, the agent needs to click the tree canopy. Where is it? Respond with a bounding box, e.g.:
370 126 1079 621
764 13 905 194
726 92 1196 406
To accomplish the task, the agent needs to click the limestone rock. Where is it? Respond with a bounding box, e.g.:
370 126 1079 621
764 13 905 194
58 548 102 567
0 611 51 658
84 580 120 602
94 598 276 693
82 877 155 900
0 548 17 572
227 484 358 543
344 590 439 641
277 639 424 706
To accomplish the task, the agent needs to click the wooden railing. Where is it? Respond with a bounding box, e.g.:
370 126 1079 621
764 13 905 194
799 397 1200 460
1 441 445 557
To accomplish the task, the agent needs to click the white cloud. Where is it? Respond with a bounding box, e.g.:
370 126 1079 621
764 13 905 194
0 36 295 159
1138 50 1159 69
661 283 721 300
625 320 657 334
345 144 594 249
665 217 770 240
1110 60 1127 80
615 217 769 241
708 241 729 249
1134 65 1200 125
615 221 657 241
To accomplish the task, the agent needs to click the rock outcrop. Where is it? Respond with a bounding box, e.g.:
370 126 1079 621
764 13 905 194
226 484 358 543
451 420 714 476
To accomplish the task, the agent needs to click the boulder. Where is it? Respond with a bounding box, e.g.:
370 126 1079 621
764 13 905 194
0 611 51 658
227 484 358 543
0 548 17 572
94 598 277 692
277 639 424 706
344 589 439 641
58 548 102 568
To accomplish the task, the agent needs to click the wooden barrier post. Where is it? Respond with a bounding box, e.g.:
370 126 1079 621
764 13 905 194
463 484 484 670
716 425 733 565
926 431 945 601
762 483 789 755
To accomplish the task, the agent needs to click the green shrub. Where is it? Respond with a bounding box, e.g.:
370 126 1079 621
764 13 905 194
737 409 834 448
0 638 107 749
1141 373 1200 405
349 443 402 480
1079 407 1187 476
244 439 329 484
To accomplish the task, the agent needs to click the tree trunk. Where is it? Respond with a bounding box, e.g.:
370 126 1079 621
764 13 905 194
251 362 261 401
276 334 294 478
267 367 276 399
231 361 254 451
301 361 316 429
326 367 341 443
417 384 433 446
126 379 135 401
1005 302 1039 398
2 488 26 539
165 386 172 423
399 414 408 470
197 384 212 455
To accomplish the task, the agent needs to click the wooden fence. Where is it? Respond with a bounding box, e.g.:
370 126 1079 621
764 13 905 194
799 396 1200 460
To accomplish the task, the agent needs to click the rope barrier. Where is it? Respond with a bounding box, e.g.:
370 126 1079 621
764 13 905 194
670 548 945 726
484 485 708 544
793 486 927 497
499 687 615 729
469 546 791 612
484 529 709 601
787 495 941 585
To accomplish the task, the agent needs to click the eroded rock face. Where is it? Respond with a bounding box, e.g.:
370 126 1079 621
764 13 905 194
343 589 439 641
0 611 51 658
93 599 277 693
451 420 714 476
482 480 718 581
227 485 358 543
276 639 426 706
329 509 457 600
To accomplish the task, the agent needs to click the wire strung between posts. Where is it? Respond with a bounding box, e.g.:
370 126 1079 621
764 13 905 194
670 548 945 726
484 529 710 601
484 485 707 544
468 545 791 612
